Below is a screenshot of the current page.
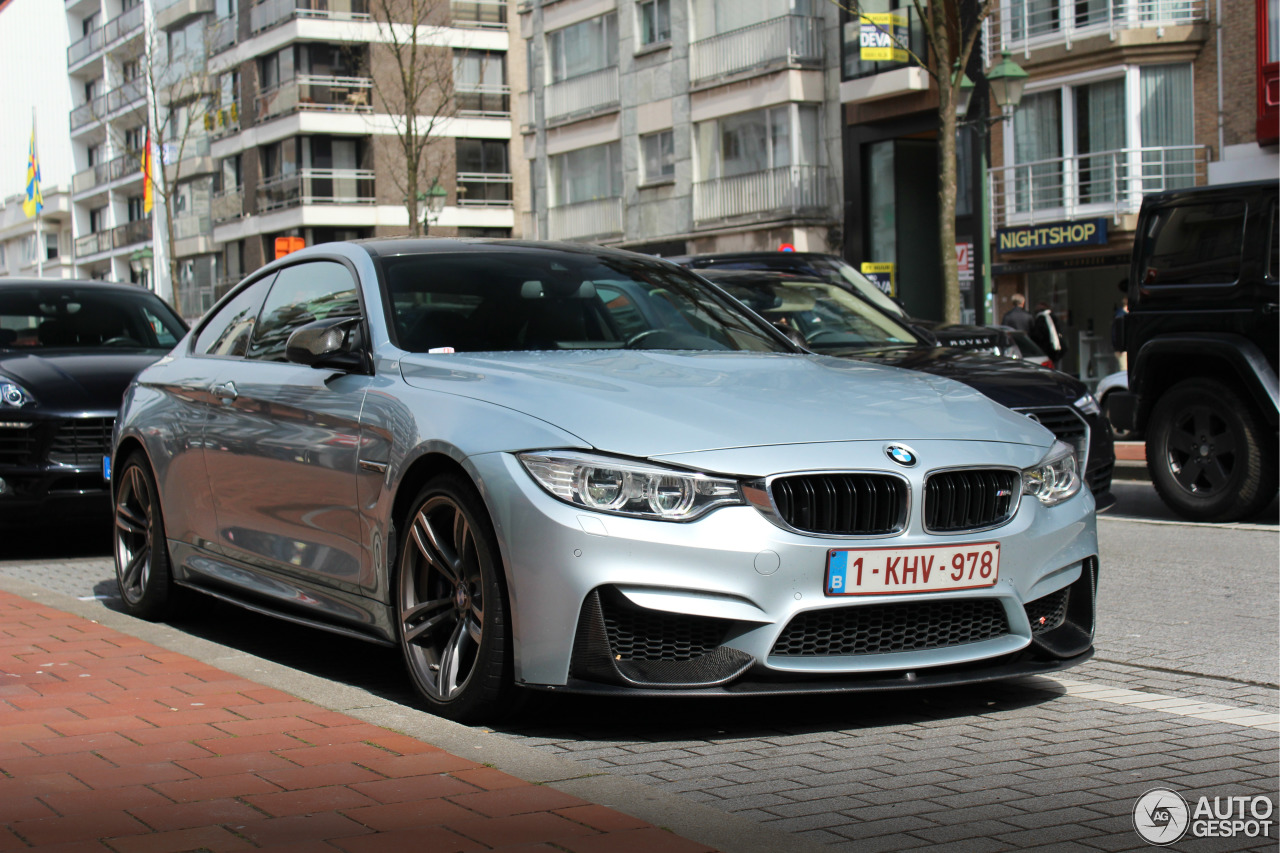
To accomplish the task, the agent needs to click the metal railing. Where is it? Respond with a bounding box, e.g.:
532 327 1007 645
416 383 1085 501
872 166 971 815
257 168 377 211
690 14 824 83
989 0 1208 54
107 78 147 113
545 66 619 122
72 151 143 194
250 0 371 34
209 16 237 54
163 134 212 166
68 27 105 66
457 172 513 207
70 95 108 131
451 0 507 29
547 197 623 241
104 4 145 45
693 165 829 222
456 83 511 117
172 214 213 241
212 187 244 222
842 6 926 80
208 101 241 138
256 75 374 120
74 231 113 258
113 219 152 248
988 145 1208 226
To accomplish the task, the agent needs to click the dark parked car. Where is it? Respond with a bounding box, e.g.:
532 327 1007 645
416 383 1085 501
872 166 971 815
0 279 187 523
669 251 1017 355
697 269 1116 509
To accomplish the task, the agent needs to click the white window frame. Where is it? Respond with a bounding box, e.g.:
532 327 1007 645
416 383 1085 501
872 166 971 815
637 0 671 47
640 129 676 184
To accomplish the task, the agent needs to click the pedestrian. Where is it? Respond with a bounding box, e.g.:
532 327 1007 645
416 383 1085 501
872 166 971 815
1030 302 1066 370
1000 293 1033 333
1111 291 1128 370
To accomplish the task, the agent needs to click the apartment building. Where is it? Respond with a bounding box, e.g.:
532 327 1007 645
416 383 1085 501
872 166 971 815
206 0 518 302
517 0 843 255
0 189 76 280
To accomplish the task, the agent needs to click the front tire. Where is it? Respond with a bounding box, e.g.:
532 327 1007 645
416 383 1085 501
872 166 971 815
1146 379 1278 522
396 474 513 722
113 453 181 620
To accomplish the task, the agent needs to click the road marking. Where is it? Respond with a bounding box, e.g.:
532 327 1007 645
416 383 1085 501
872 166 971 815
1050 677 1279 732
1098 515 1276 532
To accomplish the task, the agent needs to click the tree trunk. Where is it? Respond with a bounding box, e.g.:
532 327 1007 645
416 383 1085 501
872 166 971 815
933 8 962 325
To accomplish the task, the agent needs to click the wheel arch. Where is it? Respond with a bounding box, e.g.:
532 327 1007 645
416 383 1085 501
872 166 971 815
111 435 151 495
1132 334 1280 432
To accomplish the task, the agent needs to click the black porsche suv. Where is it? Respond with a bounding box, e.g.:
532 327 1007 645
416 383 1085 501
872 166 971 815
695 268 1117 510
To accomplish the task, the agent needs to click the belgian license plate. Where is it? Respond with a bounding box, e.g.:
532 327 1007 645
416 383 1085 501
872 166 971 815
826 542 1000 596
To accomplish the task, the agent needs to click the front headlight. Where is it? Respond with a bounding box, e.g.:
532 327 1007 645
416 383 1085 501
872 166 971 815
1022 440 1081 507
0 378 34 407
518 451 744 521
1073 393 1100 416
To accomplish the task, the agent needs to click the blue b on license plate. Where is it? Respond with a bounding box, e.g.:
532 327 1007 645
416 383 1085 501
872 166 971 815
826 542 1000 595
102 455 111 481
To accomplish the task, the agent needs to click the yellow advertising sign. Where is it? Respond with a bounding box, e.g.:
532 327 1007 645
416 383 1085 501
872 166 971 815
861 262 896 297
860 14 908 62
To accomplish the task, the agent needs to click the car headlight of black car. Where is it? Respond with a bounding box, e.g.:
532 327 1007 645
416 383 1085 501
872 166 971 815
1073 393 1100 416
519 450 744 521
0 377 34 408
1022 440 1081 507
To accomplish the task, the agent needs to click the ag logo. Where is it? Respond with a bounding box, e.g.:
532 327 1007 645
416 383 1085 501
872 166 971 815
884 444 917 467
1133 788 1189 845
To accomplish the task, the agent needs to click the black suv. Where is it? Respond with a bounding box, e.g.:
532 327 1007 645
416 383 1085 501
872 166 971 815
1110 180 1279 522
668 251 1015 354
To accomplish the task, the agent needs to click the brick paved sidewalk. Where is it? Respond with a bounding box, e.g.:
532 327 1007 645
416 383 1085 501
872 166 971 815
0 590 716 853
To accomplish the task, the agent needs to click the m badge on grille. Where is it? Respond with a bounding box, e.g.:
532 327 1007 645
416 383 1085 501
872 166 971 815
884 444 917 467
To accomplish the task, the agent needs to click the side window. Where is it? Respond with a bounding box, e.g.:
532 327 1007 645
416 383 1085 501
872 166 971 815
193 274 276 357
1139 201 1246 287
247 261 362 362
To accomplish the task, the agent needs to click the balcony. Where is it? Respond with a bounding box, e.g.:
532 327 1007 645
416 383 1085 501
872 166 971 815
693 165 829 223
989 145 1209 227
988 0 1208 54
208 101 241 138
547 197 623 241
257 168 376 212
545 66 619 123
107 78 147 113
457 172 513 207
71 151 142 195
451 0 507 29
690 14 824 85
208 16 237 54
113 218 152 248
162 134 212 169
456 84 511 118
255 76 374 121
212 187 244 222
67 27 105 68
250 0 370 34
173 213 213 241
70 94 108 131
74 231 113 258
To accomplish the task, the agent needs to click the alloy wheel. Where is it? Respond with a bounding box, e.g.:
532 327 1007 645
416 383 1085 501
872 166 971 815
114 464 154 605
1164 404 1237 495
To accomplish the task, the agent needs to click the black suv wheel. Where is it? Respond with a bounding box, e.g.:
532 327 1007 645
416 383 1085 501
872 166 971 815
1146 379 1278 523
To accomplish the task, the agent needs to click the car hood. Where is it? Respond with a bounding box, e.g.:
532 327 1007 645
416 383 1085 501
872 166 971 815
399 350 1053 458
911 323 1005 349
0 350 162 412
822 346 1086 409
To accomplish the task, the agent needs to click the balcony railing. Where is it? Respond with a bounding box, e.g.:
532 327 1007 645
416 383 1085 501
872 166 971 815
545 66 619 123
68 27 105 67
988 145 1209 227
173 214 213 241
70 95 108 131
163 134 212 166
256 75 374 120
104 4 145 45
842 7 926 80
212 187 244 222
457 172 513 207
74 231 113 258
72 151 142 194
208 16 237 54
113 218 152 248
250 0 371 34
693 165 829 223
257 168 376 211
547 197 623 241
208 101 241 138
451 0 507 29
988 0 1208 54
690 14 824 83
106 78 147 113
456 84 511 117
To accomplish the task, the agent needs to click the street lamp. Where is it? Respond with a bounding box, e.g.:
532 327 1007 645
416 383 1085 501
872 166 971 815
129 247 154 292
419 179 447 235
957 50 1027 324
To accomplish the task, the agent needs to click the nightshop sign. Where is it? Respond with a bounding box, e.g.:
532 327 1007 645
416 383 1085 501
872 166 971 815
997 218 1108 253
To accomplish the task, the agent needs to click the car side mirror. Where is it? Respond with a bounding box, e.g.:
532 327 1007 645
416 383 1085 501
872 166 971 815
286 316 366 372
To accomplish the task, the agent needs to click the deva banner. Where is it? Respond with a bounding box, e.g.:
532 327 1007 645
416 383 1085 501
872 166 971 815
860 14 908 61
997 219 1108 253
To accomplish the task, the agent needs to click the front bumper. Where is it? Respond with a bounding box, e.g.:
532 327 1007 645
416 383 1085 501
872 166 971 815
0 413 114 518
470 442 1099 693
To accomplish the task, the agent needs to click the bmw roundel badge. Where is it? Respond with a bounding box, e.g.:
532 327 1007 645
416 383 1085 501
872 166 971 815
885 444 918 467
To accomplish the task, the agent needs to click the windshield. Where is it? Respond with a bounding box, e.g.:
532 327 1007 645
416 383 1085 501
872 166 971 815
0 287 186 350
384 251 790 354
715 277 920 351
803 257 911 320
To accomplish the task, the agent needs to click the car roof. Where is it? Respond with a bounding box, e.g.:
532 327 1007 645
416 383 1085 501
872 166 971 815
0 277 152 296
694 268 831 285
667 251 840 265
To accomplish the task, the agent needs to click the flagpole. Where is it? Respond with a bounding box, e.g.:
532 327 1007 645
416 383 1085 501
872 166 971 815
33 108 41 278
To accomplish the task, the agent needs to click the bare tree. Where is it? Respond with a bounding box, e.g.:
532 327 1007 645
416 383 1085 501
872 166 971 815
368 0 458 237
834 0 997 324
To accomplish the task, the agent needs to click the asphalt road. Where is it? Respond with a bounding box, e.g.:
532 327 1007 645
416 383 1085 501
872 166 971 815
2 481 1276 852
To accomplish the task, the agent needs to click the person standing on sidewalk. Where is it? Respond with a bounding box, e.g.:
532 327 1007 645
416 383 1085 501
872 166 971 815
1030 302 1066 370
1000 293 1033 333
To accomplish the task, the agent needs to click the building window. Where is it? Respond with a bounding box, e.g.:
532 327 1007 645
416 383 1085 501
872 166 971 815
456 139 512 206
694 104 820 180
549 142 622 206
127 196 146 222
454 50 509 115
641 130 675 183
124 126 144 154
89 207 108 233
547 13 618 82
691 0 809 39
638 0 671 45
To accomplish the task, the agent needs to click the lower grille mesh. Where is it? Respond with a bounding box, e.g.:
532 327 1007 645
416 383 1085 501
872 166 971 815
771 599 1009 656
601 594 726 661
1025 588 1070 635
48 418 114 466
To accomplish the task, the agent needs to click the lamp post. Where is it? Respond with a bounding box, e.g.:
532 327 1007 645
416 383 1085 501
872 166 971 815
419 180 447 235
955 50 1028 325
129 247 154 292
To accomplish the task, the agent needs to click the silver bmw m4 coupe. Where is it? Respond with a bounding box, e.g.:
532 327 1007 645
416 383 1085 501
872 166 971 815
112 240 1099 721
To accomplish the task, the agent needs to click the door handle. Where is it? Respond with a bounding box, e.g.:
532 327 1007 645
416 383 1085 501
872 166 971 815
211 381 237 401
